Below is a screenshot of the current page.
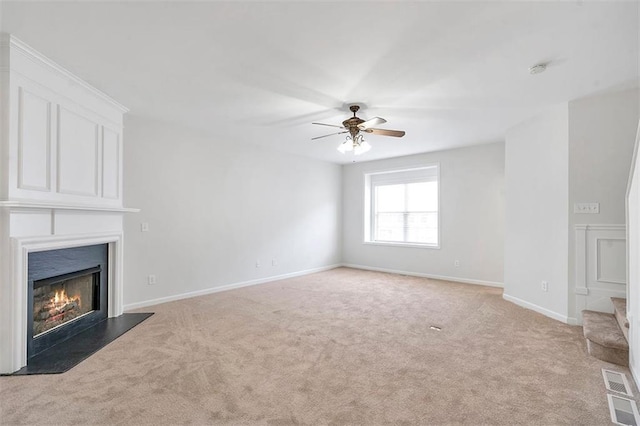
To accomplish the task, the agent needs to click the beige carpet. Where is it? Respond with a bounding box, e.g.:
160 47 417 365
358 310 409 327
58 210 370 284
0 267 631 425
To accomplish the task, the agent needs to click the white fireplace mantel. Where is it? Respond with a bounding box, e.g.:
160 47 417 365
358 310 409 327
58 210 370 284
0 200 139 213
0 34 135 373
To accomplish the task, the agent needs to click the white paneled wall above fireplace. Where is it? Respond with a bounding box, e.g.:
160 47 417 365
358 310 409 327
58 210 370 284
6 36 126 207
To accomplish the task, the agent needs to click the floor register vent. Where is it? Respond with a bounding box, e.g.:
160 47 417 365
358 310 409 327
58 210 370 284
602 369 639 425
603 369 633 397
607 394 640 426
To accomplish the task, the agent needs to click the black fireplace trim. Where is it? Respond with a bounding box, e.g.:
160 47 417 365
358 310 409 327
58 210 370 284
27 244 109 359
33 265 101 290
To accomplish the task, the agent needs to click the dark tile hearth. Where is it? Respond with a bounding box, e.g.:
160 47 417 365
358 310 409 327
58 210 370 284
6 313 153 375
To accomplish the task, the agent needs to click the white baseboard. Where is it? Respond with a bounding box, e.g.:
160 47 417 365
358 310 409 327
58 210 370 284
502 293 570 324
123 264 342 311
341 263 503 288
630 363 640 393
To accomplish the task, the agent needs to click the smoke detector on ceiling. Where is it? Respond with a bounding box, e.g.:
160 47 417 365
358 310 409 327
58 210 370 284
529 63 548 75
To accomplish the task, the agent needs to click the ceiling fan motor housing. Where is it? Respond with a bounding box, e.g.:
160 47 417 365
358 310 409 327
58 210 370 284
343 105 365 139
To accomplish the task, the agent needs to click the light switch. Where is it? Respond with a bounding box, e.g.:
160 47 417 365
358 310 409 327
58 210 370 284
141 222 150 232
573 203 599 214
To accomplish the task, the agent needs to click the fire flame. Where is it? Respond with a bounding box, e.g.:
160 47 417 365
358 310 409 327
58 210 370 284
51 289 80 309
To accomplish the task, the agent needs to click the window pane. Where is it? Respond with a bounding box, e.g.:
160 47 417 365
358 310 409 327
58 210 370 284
376 184 405 212
369 167 439 246
375 212 404 241
405 212 438 244
406 181 438 212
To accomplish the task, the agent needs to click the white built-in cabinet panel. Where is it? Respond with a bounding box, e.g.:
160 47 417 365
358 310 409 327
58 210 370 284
102 127 120 199
18 88 51 191
57 107 100 196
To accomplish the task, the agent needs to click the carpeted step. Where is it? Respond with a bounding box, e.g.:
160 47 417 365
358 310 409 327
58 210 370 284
611 297 629 342
582 310 628 366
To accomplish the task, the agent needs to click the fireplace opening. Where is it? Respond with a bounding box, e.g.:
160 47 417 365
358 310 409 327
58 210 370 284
32 266 101 337
28 244 108 359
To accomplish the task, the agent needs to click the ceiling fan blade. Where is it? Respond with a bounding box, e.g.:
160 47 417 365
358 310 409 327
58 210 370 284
364 128 406 137
311 131 348 140
312 122 346 129
358 117 387 129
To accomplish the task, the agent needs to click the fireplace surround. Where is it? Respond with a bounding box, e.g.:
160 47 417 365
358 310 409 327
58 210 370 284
3 232 128 373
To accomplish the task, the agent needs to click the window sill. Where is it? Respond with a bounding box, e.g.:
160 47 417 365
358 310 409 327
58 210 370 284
363 241 440 250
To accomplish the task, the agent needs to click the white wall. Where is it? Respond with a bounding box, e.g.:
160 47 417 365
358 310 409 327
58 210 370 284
504 104 570 321
628 120 640 385
503 90 639 324
122 117 342 308
568 89 640 317
342 142 505 286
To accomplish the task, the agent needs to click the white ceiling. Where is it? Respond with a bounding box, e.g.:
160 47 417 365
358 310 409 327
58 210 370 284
2 1 638 164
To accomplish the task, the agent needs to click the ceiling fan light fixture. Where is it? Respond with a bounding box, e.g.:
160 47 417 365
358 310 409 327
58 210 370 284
314 104 404 155
353 135 371 156
354 141 371 156
337 137 354 153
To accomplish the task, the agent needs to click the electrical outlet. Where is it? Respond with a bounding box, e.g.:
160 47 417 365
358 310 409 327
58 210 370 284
541 281 548 292
272 259 277 266
148 274 157 285
454 260 460 267
255 260 261 268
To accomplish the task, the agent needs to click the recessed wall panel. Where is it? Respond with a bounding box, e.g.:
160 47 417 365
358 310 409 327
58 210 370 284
102 128 120 199
57 108 99 196
574 225 626 324
18 89 50 191
597 238 626 284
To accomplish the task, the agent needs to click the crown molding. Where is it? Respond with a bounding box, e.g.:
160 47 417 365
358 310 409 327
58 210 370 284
2 33 129 114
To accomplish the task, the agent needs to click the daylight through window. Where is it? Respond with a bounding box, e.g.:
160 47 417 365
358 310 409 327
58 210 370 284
365 165 439 247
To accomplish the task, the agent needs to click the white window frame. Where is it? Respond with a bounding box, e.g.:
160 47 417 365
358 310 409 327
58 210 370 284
363 164 440 249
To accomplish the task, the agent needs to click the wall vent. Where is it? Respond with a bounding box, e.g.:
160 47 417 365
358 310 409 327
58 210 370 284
608 394 640 426
603 369 633 396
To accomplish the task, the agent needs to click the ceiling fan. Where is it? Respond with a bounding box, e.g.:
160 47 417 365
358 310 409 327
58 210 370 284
312 105 406 155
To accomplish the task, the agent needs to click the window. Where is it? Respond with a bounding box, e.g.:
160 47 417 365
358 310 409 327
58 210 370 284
365 165 439 248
